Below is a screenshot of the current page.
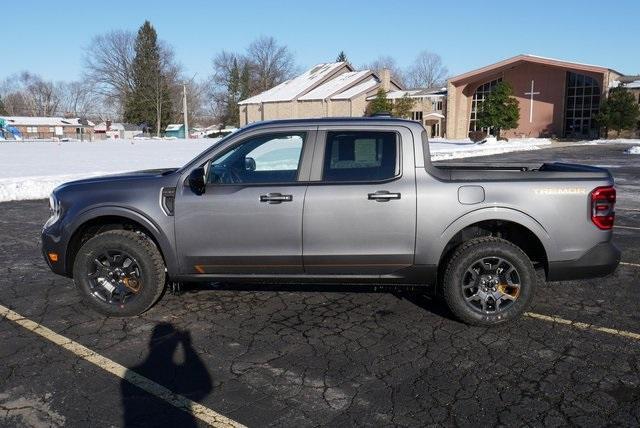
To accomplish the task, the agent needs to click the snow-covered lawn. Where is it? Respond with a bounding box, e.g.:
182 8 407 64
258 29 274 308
0 136 637 202
429 137 551 161
0 138 219 202
625 146 640 154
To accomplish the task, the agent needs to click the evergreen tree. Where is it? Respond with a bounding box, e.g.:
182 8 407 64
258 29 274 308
239 62 251 101
476 82 520 140
365 88 393 116
0 95 7 115
393 94 415 118
596 87 640 137
336 51 348 63
123 21 172 136
225 58 241 127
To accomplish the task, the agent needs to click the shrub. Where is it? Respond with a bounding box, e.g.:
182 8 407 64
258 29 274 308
468 130 487 142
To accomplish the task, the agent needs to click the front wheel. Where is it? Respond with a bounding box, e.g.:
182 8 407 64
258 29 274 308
442 237 536 326
73 230 166 317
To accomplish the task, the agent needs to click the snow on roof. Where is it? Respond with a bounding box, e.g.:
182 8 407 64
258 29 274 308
239 62 347 104
624 80 640 89
298 71 371 101
366 88 447 101
331 77 379 100
1 116 92 127
165 124 184 131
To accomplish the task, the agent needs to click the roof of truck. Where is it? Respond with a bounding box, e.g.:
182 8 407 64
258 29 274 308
240 116 423 131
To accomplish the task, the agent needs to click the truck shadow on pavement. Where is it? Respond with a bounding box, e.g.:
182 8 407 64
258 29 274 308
181 282 456 321
121 323 212 427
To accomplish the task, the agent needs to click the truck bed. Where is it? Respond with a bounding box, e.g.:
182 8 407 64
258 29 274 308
429 162 612 181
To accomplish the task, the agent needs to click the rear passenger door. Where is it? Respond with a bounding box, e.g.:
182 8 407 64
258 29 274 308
302 127 417 275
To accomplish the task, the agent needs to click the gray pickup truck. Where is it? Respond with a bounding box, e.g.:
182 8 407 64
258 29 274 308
42 118 620 325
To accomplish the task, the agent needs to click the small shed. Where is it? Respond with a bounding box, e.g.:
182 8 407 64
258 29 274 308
165 124 185 139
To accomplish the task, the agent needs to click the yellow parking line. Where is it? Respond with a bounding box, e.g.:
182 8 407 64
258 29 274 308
525 312 640 341
614 225 640 230
620 262 640 268
0 304 245 428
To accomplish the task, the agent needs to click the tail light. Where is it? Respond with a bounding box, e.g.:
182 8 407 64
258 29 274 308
591 186 616 230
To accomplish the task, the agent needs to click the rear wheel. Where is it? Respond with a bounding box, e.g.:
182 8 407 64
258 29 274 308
442 237 536 326
72 230 166 316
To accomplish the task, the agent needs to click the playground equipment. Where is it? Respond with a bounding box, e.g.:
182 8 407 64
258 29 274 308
0 118 22 140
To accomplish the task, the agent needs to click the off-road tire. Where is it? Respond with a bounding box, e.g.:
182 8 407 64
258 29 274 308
442 237 536 326
73 230 166 316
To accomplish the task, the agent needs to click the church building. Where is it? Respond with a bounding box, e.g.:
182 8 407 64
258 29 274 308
445 55 624 139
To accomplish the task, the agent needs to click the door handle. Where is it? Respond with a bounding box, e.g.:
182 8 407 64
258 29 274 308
368 191 401 202
260 193 293 204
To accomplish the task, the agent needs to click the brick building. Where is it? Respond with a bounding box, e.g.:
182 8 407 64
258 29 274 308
0 116 94 140
238 62 402 126
446 54 626 139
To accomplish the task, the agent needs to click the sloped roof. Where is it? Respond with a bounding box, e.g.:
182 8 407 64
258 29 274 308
331 77 380 100
298 70 372 101
449 54 621 85
2 116 94 127
239 62 349 104
366 88 447 101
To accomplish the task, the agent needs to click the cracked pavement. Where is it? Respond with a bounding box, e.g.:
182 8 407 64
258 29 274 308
0 143 639 427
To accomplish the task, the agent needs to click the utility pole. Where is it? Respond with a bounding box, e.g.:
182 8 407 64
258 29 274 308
183 83 189 139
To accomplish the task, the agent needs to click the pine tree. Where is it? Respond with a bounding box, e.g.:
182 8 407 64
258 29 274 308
365 88 393 116
596 87 640 137
393 94 415 118
476 82 520 140
336 51 348 63
0 95 7 115
123 21 172 136
225 58 241 127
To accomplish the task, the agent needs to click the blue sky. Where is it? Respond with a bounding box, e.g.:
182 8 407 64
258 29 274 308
2 0 639 82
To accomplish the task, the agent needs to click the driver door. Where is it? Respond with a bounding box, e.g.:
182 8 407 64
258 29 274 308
175 129 315 275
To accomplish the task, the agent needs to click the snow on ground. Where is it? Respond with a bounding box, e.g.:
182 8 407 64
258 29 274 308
625 146 640 154
0 138 219 202
0 136 637 202
428 137 551 161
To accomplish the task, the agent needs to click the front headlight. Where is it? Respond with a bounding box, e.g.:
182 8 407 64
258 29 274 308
45 193 61 227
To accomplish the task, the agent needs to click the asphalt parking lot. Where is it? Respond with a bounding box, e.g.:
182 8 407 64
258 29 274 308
1 143 639 427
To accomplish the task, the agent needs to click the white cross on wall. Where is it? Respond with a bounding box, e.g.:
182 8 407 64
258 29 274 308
524 80 540 123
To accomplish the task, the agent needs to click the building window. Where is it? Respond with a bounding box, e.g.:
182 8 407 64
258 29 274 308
432 100 443 111
564 72 600 138
469 78 502 133
411 111 423 122
27 126 38 133
49 127 54 132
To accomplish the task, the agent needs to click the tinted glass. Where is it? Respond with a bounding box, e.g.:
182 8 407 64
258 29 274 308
323 131 397 182
207 133 304 184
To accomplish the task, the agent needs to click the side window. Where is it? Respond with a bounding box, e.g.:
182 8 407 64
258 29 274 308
322 131 398 182
207 133 305 184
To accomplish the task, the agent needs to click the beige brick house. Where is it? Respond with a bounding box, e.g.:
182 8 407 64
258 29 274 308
367 88 447 137
238 62 402 126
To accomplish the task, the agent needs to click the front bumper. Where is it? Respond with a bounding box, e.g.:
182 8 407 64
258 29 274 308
547 241 621 281
41 225 70 277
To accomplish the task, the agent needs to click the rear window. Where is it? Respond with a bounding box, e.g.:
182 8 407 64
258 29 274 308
322 131 398 182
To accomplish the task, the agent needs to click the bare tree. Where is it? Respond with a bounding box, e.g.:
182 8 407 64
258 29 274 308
362 56 406 88
83 30 136 111
59 81 100 117
406 51 449 89
247 36 296 92
0 72 63 116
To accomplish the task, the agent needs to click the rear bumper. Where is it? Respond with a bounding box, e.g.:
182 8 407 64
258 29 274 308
547 241 621 281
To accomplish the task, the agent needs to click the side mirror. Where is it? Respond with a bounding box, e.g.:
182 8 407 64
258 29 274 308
188 167 206 195
245 157 256 171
